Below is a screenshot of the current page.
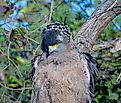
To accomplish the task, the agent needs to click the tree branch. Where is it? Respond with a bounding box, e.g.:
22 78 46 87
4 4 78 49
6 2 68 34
92 38 121 52
74 0 121 53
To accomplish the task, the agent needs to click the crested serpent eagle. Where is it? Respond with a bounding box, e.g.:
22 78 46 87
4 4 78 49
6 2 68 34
30 22 98 103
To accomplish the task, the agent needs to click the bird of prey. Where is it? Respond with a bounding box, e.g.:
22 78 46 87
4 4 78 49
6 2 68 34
30 22 98 103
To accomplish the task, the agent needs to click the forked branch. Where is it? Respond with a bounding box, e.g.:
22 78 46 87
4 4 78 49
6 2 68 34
74 0 121 53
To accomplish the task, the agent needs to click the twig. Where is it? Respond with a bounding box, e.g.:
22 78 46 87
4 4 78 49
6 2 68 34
0 88 6 101
117 73 121 83
29 23 48 34
24 35 40 44
7 41 11 59
7 41 24 80
17 81 26 101
48 0 54 23
2 93 17 102
3 64 10 71
0 82 32 91
33 45 41 58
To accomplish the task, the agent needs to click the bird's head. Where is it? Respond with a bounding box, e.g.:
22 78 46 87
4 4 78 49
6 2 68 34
41 22 72 57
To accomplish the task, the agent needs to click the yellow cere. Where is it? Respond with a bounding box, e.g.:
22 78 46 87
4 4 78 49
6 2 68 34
49 43 60 50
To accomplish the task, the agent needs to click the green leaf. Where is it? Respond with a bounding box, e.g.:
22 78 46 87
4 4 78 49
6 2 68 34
9 75 18 83
108 92 119 100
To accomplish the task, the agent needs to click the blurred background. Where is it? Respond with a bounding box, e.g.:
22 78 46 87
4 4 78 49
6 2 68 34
0 0 121 103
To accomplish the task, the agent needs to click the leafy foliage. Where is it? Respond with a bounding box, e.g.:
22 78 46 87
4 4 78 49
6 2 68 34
0 0 121 103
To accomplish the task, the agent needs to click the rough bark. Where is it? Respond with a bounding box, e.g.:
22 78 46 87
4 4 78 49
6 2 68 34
92 38 121 52
74 0 121 53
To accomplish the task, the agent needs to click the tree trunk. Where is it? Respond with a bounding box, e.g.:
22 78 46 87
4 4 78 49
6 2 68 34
74 0 121 53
